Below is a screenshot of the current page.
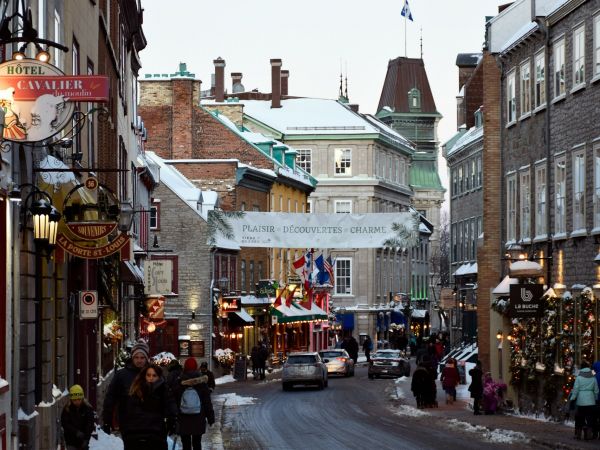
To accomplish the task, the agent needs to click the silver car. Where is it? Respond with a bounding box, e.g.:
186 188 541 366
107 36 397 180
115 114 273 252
282 352 328 390
318 349 355 377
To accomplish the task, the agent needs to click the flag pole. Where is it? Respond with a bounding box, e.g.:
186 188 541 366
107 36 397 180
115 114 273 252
404 7 407 57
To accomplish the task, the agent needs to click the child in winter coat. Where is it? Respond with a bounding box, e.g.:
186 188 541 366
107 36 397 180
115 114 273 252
441 358 460 404
61 385 96 450
481 372 507 414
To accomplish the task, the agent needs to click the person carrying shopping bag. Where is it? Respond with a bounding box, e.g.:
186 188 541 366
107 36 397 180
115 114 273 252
569 360 599 440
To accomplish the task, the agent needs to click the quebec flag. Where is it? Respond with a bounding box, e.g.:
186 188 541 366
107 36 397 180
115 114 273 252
401 0 413 21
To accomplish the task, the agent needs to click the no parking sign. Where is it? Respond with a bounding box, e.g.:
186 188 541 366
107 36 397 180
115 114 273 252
79 290 98 319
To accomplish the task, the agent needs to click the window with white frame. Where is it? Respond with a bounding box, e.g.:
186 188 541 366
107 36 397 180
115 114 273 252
334 148 352 175
507 174 517 242
452 168 458 196
520 60 531 115
535 165 547 237
477 156 482 187
520 170 531 240
572 150 586 231
465 160 471 190
507 71 516 123
573 25 585 88
594 14 600 77
471 159 476 189
53 10 61 69
334 200 352 214
335 258 352 295
306 199 312 213
38 0 45 39
554 38 566 97
471 219 477 259
451 223 457 262
535 51 545 108
458 166 463 194
240 260 246 292
555 157 566 234
150 200 160 230
594 144 600 228
296 149 312 173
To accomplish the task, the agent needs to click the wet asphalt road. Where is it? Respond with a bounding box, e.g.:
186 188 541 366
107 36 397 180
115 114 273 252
217 365 520 450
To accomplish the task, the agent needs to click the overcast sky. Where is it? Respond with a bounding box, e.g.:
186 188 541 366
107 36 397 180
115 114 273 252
139 0 504 197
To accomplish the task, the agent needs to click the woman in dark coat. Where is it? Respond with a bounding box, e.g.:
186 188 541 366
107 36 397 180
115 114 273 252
411 361 433 408
468 360 484 415
122 364 178 450
175 358 216 450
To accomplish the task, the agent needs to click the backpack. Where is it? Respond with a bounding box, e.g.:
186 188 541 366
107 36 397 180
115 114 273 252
180 386 201 414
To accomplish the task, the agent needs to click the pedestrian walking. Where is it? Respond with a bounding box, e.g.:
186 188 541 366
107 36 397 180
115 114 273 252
411 360 433 409
166 359 183 392
174 357 216 450
441 358 460 404
346 335 359 363
250 345 260 379
468 360 484 415
122 364 178 450
362 336 373 362
61 385 96 450
569 360 599 440
257 342 269 380
421 355 438 407
103 339 150 436
198 361 216 391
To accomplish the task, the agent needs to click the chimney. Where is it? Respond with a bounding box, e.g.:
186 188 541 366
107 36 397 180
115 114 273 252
231 72 243 93
270 58 282 108
281 70 289 96
214 57 225 102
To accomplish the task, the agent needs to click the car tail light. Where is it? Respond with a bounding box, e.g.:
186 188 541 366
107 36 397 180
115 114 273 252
336 357 347 362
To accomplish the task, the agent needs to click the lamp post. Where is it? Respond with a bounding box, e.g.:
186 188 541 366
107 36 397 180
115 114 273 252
25 193 61 403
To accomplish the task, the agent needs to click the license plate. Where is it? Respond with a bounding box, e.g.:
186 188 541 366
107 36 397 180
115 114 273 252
382 369 388 373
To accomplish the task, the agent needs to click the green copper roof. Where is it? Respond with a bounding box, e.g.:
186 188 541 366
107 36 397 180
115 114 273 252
410 160 445 191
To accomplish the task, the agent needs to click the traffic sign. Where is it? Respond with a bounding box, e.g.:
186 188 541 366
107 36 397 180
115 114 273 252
79 290 98 319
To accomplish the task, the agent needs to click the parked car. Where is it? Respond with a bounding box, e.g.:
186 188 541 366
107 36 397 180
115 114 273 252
282 352 328 390
368 349 410 379
318 349 355 377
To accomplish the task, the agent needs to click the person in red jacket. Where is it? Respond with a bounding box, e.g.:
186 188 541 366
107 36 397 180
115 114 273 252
441 358 460 405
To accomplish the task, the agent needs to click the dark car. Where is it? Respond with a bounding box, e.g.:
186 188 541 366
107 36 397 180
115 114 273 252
368 349 410 379
318 349 355 377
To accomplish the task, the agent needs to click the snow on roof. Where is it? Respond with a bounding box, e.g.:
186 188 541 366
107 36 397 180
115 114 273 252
361 114 414 150
453 263 472 277
242 98 378 136
145 151 218 222
499 21 538 53
446 124 483 156
237 162 277 178
509 260 543 274
492 275 519 295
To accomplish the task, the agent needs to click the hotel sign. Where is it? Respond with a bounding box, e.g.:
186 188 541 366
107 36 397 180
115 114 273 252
0 59 109 142
145 260 173 295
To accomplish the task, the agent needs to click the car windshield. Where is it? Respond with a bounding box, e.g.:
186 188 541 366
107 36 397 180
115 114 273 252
373 351 400 359
320 351 343 358
287 355 317 364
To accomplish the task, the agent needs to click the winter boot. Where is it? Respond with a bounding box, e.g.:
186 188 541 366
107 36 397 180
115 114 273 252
574 427 582 440
583 427 594 440
446 394 451 405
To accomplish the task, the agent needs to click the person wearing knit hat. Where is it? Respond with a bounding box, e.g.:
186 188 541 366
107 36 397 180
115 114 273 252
184 357 198 372
102 339 150 437
61 384 95 450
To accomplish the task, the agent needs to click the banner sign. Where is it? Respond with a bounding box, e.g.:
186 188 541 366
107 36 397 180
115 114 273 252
211 211 420 249
57 232 129 259
509 284 544 318
79 290 98 319
145 260 173 295
145 296 165 320
0 60 107 142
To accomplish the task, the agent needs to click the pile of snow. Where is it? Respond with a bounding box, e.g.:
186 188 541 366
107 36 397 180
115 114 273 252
215 392 257 406
392 376 409 399
393 405 430 417
89 429 124 450
215 374 236 385
445 419 530 444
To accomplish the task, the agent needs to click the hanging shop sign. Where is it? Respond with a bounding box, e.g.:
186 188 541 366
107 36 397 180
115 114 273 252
0 59 109 142
145 295 165 320
56 231 129 259
256 279 277 298
66 222 118 240
145 260 173 295
509 284 544 318
210 211 420 249
79 290 98 319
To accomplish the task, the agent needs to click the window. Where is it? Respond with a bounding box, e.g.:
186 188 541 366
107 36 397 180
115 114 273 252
452 168 458 196
258 261 263 280
594 14 600 77
307 199 312 213
249 261 255 292
334 148 352 175
451 223 457 262
572 25 585 88
150 200 160 230
507 71 516 123
555 157 566 235
595 145 600 228
240 202 246 211
507 174 517 242
296 149 312 173
572 151 586 231
471 159 476 189
334 200 352 214
72 38 81 155
520 60 531 115
465 161 471 190
520 170 531 240
535 165 547 237
87 59 95 167
408 88 421 111
240 260 246 292
38 0 45 39
53 10 61 69
534 52 545 108
471 219 476 259
458 166 463 194
335 258 352 295
554 38 566 97
477 156 482 187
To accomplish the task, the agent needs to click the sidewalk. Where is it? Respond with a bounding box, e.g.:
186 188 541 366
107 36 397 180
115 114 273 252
394 373 599 449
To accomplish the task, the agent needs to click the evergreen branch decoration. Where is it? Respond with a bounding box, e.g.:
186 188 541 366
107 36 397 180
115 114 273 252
207 210 245 245
382 211 420 249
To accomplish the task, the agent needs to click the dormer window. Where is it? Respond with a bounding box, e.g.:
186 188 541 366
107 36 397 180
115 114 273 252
474 108 483 127
408 88 421 111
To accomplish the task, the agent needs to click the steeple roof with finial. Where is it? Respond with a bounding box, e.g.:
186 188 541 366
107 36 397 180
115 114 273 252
376 57 439 115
